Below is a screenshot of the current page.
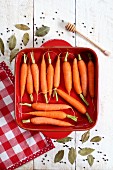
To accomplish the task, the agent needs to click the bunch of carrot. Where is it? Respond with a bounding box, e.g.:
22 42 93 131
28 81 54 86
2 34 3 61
20 52 39 102
20 51 95 126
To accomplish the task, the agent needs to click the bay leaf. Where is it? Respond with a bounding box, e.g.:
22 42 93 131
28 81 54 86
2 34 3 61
81 130 90 143
35 25 50 37
56 137 72 143
23 33 29 46
90 136 101 142
78 148 95 156
9 35 16 50
10 48 19 62
54 150 64 163
68 147 76 164
15 24 30 30
87 155 94 166
0 38 4 55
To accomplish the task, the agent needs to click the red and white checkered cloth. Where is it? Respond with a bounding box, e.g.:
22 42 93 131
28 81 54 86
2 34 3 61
0 61 54 170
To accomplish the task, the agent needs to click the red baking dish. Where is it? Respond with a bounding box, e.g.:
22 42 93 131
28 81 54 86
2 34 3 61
15 39 98 139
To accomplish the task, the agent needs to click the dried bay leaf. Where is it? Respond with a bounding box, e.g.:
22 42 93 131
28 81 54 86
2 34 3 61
81 130 90 143
10 48 19 62
68 147 76 164
9 35 16 50
56 137 72 143
23 33 29 46
87 155 94 166
35 25 50 37
78 148 95 156
0 38 4 55
15 24 30 30
54 150 64 163
90 136 101 142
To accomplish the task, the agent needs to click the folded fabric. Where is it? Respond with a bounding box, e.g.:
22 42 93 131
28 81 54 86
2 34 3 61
0 62 54 170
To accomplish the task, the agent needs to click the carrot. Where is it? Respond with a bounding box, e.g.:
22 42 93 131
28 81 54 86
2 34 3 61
22 117 74 126
30 52 39 100
78 54 87 97
54 54 60 89
53 53 60 101
88 53 95 98
40 54 48 103
20 102 71 110
47 53 54 97
57 89 93 123
26 64 33 102
24 111 77 121
73 58 89 106
20 54 27 100
63 52 72 95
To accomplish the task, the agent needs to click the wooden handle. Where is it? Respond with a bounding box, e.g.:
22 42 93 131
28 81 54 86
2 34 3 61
65 23 110 56
76 29 110 56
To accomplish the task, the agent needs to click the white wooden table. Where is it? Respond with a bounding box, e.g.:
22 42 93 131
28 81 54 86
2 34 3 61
0 0 113 169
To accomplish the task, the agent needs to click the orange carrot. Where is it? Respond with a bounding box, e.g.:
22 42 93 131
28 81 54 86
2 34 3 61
26 64 33 102
25 111 77 121
22 117 74 126
47 53 54 97
20 102 71 110
53 54 60 101
78 54 87 97
57 89 93 123
30 52 39 100
40 55 48 103
73 58 89 106
63 52 72 95
20 54 27 100
54 54 60 88
88 53 95 98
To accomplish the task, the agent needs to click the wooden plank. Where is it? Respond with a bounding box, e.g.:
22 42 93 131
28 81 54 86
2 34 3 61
0 1 34 170
33 0 76 169
76 0 113 169
0 0 33 74
34 0 76 47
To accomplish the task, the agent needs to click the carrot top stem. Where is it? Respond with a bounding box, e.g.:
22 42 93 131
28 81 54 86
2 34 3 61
44 93 48 103
30 52 35 64
54 88 58 101
66 114 77 122
85 112 93 123
64 52 69 62
23 54 27 63
88 53 92 60
20 103 32 107
30 94 33 102
79 93 89 106
22 119 30 123
78 54 82 61
48 52 52 64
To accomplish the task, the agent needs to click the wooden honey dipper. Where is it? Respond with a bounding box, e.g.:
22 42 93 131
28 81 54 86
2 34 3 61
65 23 110 56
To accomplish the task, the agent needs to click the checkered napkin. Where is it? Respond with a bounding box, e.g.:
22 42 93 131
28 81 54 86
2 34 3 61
0 62 54 170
